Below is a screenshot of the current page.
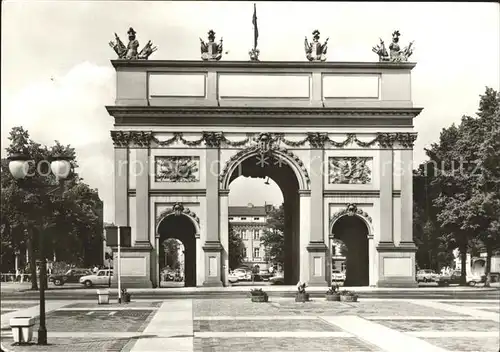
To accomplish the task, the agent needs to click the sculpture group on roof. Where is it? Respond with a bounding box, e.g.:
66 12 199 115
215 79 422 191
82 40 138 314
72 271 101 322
109 26 414 63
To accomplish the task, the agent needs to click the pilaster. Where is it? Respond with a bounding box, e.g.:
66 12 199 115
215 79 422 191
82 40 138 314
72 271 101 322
378 136 395 247
307 147 328 286
135 147 150 247
299 190 311 283
399 146 416 249
113 146 129 226
219 190 229 286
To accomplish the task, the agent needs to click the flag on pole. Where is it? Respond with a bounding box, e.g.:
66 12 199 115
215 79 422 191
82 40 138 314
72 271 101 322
252 3 258 49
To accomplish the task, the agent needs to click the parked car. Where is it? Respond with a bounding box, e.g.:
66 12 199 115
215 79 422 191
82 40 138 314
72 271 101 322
79 269 113 288
332 270 346 282
416 269 440 283
436 270 486 286
233 268 251 281
269 273 284 285
49 268 91 286
228 272 239 283
259 269 273 281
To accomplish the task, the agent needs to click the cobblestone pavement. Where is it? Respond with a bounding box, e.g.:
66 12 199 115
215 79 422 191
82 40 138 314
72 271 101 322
1 298 499 352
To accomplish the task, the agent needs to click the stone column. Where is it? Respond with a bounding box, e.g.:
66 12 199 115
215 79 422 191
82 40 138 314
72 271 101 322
134 139 151 247
307 144 328 286
219 190 230 286
299 190 311 283
203 137 223 286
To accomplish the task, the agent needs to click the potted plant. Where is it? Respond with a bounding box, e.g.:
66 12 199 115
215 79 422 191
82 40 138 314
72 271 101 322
121 288 131 303
339 290 358 302
325 284 340 301
295 281 310 302
250 288 269 302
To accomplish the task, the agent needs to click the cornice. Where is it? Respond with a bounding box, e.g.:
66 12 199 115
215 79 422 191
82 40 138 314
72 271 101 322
111 60 417 70
324 190 380 197
128 189 206 196
106 106 423 119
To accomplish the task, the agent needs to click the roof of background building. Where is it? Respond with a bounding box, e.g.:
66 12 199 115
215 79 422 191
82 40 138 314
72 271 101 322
229 203 269 216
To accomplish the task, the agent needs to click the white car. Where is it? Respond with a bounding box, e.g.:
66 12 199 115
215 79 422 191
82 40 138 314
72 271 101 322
233 268 251 281
79 269 113 288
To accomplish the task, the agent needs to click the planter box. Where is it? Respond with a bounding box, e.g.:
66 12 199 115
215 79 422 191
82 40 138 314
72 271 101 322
97 289 109 305
251 295 269 303
340 295 358 302
122 293 131 303
326 294 341 301
295 292 310 302
10 317 35 344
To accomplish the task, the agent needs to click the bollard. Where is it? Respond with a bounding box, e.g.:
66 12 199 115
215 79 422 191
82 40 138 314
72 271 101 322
97 289 110 305
10 317 35 344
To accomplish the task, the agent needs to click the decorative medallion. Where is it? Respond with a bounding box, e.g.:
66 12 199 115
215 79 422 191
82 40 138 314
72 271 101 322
155 156 200 182
372 30 414 63
328 157 372 184
202 132 224 148
330 203 373 225
377 133 398 148
157 202 200 225
109 27 157 60
307 132 329 149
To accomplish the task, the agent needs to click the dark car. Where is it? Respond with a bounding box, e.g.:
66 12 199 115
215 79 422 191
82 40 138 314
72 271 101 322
436 270 486 287
49 268 91 286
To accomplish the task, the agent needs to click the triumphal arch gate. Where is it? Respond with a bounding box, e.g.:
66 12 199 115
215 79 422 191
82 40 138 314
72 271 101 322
107 29 421 288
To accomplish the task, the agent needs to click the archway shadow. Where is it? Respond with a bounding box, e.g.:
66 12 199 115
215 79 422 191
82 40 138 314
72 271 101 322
157 215 197 287
331 216 369 286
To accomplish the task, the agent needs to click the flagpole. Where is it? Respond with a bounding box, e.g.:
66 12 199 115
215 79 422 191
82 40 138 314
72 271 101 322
250 3 260 61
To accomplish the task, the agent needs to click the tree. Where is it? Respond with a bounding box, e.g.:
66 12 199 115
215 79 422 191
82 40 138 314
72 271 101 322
425 88 500 285
162 238 180 269
260 204 285 266
1 126 104 289
228 223 244 270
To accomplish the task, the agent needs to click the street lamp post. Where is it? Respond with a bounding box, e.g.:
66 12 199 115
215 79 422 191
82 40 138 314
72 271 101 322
8 152 73 346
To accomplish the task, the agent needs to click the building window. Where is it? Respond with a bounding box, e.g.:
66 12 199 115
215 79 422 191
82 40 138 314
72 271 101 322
253 229 260 240
253 247 260 258
254 217 259 220
229 217 234 220
242 230 247 240
241 217 247 220
243 247 247 258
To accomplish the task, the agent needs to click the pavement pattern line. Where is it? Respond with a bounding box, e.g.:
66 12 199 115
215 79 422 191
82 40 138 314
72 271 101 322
406 331 499 338
410 300 500 322
130 300 193 352
321 315 449 352
364 316 493 320
1 301 68 329
56 307 158 311
194 315 318 320
194 331 353 338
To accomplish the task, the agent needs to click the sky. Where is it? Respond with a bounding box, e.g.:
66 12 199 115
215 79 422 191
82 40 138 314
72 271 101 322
2 1 499 223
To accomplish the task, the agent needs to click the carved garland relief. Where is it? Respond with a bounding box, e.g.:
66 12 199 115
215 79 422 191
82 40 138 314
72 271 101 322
328 157 372 184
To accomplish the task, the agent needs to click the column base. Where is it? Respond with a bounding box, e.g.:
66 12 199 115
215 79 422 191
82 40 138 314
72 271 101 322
111 245 153 289
202 241 224 287
306 242 329 287
376 244 417 288
376 278 418 288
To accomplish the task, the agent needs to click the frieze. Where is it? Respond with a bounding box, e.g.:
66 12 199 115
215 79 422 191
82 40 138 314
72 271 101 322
155 156 200 183
330 203 373 224
156 202 200 225
114 131 417 150
328 157 372 184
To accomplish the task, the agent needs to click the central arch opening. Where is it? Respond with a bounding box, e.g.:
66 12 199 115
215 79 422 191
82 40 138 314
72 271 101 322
331 215 369 286
227 152 301 285
157 214 197 287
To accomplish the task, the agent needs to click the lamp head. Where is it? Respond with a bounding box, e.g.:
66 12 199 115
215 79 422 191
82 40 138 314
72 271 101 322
50 155 73 180
7 153 31 180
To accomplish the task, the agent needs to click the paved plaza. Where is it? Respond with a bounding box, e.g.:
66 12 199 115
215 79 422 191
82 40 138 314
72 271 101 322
1 297 499 352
